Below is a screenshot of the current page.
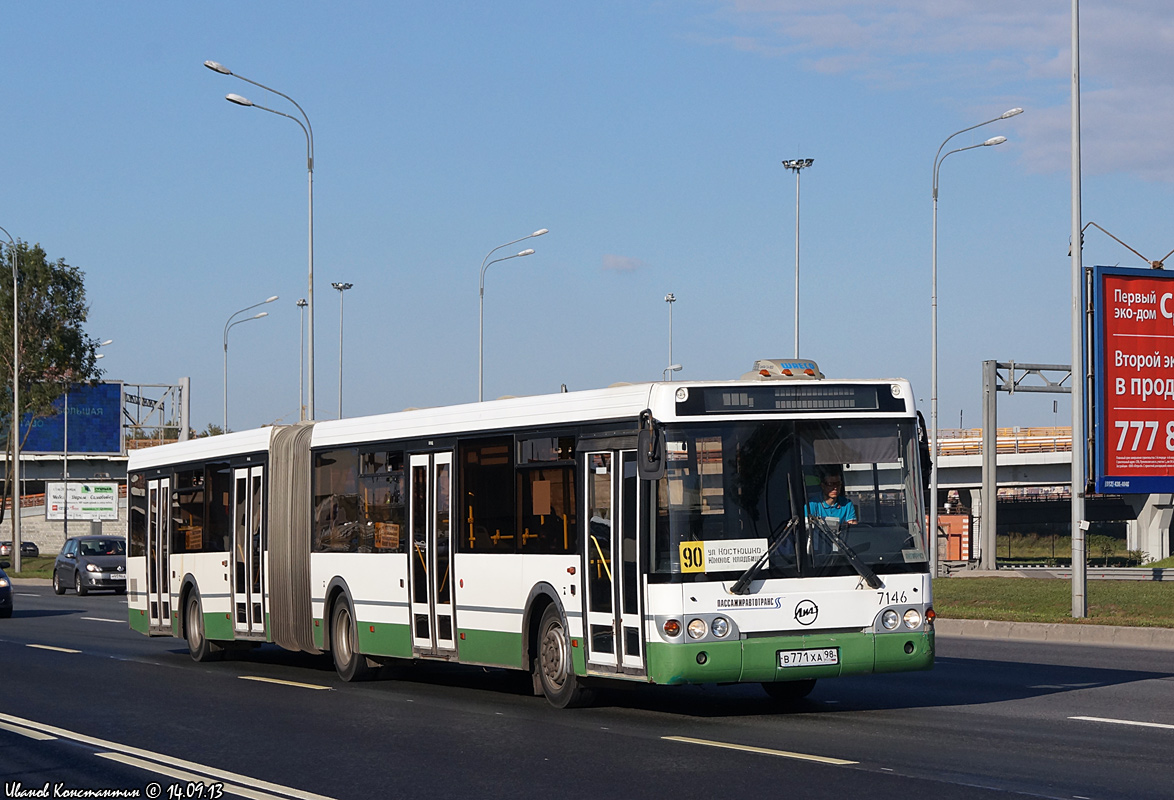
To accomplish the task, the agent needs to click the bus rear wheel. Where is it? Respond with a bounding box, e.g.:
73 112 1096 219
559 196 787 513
331 598 375 682
762 679 816 702
185 593 223 662
535 604 594 708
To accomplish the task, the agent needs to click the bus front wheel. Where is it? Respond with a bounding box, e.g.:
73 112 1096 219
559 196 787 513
535 604 594 708
331 598 375 682
185 593 223 662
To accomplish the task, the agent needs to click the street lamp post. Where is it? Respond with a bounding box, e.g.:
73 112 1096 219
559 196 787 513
1 226 20 573
296 298 307 421
665 293 676 380
206 60 316 419
782 158 814 358
63 340 111 540
332 282 353 418
478 229 547 401
931 108 1020 577
223 296 277 431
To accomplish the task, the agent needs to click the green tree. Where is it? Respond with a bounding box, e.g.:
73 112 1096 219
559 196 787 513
0 240 104 525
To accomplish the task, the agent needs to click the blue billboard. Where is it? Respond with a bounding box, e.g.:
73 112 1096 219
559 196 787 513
20 382 123 455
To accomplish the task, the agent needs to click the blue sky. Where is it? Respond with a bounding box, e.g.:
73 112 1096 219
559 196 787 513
4 1 1173 433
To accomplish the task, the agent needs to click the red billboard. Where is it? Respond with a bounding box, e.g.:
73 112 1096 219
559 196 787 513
1095 266 1174 493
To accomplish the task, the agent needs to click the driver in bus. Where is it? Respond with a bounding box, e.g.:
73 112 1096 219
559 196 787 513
806 466 857 528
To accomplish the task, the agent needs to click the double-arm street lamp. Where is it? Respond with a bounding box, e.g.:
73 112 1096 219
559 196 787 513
205 60 317 419
478 229 547 401
930 107 1021 576
332 282 353 418
296 298 308 421
224 296 278 431
1 225 20 573
782 158 814 358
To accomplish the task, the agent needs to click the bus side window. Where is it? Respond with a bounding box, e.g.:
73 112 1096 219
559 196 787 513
459 438 515 553
517 465 577 554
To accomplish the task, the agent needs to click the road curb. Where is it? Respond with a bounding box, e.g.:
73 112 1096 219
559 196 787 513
936 618 1174 650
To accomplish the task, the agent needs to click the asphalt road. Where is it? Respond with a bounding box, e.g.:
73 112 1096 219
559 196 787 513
2 586 1173 800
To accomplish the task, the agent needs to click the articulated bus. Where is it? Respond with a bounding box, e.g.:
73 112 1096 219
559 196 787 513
127 359 934 707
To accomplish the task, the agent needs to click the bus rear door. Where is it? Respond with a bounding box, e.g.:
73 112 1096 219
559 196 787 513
146 477 171 633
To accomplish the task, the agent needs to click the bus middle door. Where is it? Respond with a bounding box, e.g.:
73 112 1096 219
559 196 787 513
408 452 456 657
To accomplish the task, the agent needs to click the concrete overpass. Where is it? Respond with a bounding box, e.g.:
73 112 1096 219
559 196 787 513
934 427 1172 564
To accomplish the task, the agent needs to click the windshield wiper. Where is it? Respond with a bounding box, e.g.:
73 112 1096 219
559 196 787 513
730 515 799 595
809 517 883 589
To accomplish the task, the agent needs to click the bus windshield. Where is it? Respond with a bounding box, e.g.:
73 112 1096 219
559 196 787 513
653 419 928 579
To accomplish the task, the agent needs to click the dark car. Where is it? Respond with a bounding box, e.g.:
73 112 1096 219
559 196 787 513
53 536 127 596
0 541 39 558
0 561 12 618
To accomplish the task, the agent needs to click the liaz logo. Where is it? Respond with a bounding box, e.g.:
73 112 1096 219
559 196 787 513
794 599 818 626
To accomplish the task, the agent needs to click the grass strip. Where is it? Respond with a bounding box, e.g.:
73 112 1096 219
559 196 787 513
933 577 1174 628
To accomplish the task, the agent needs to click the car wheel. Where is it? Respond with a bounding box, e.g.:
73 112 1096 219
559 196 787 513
185 592 223 662
331 597 375 681
52 571 64 596
75 571 88 596
762 679 817 703
535 604 594 708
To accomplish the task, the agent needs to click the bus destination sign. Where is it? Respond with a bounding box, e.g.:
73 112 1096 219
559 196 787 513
1094 266 1174 493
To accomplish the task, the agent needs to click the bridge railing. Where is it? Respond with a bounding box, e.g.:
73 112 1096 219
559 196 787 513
936 426 1072 456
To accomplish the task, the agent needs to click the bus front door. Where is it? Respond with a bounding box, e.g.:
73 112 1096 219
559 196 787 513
409 452 456 657
147 477 171 633
583 450 645 673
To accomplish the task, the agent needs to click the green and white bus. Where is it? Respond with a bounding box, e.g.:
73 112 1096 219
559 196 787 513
127 359 934 707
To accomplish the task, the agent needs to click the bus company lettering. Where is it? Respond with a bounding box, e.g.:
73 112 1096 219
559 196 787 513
794 599 819 625
716 596 782 610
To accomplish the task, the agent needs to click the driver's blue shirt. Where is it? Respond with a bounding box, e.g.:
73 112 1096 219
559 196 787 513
806 496 856 524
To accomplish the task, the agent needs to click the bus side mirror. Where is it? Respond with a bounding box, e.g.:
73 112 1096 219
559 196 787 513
637 409 666 480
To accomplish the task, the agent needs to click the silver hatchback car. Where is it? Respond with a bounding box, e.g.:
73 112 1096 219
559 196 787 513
53 536 127 595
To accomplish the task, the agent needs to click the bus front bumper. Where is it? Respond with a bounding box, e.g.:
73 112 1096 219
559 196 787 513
645 628 935 685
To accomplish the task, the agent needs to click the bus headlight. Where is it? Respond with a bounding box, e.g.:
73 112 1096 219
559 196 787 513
711 617 730 638
882 610 899 630
687 619 708 639
903 609 922 629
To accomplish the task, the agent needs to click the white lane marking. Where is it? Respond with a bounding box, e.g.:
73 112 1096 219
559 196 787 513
1070 715 1174 731
16 592 41 597
81 617 125 623
663 735 858 765
27 644 81 654
97 752 306 800
0 712 336 800
0 720 56 741
239 675 332 691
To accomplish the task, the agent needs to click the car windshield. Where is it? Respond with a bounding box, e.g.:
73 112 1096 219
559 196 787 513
652 419 928 579
79 539 126 557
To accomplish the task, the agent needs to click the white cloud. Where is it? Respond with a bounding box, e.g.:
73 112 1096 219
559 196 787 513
602 254 646 272
699 1 1174 180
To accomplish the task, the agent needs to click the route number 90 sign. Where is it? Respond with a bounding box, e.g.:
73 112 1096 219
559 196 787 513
1094 266 1174 493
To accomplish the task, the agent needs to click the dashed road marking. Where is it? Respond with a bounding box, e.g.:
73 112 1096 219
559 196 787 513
239 675 332 691
664 735 858 765
1070 715 1174 731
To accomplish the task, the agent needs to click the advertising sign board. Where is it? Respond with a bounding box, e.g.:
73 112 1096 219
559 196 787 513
21 382 123 455
46 482 120 521
1094 266 1174 493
